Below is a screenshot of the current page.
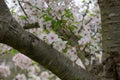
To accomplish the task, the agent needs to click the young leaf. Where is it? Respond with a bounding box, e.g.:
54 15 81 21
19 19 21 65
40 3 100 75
19 15 27 20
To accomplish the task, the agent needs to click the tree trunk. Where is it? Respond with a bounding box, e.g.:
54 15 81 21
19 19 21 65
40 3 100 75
0 0 97 80
98 0 120 80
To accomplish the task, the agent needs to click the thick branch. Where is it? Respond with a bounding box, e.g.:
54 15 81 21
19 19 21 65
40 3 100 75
0 0 98 80
0 17 95 80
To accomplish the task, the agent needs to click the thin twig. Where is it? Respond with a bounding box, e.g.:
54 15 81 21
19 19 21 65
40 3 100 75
17 0 30 23
78 1 91 33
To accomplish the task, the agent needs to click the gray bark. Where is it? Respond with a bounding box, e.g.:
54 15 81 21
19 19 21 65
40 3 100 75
0 0 97 80
98 0 120 80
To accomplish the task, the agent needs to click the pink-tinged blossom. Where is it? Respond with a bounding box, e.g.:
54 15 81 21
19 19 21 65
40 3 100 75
67 47 77 61
67 47 76 54
64 0 71 5
38 32 47 41
53 39 67 52
55 77 61 80
40 71 49 80
16 73 27 80
27 65 40 74
75 59 85 69
12 53 32 69
78 37 90 45
46 32 59 44
96 51 102 63
0 65 11 77
28 73 41 80
85 59 89 66
2 45 11 52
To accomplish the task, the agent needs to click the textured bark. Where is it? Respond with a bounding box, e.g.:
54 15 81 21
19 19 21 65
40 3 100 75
0 0 97 80
98 0 120 80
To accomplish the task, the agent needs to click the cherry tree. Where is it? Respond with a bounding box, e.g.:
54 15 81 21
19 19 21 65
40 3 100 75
1 0 119 80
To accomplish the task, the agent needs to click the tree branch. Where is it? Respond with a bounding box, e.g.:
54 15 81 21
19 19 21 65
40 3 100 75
23 22 40 29
0 0 98 80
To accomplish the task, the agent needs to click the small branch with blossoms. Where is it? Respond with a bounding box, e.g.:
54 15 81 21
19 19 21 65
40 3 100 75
78 0 92 33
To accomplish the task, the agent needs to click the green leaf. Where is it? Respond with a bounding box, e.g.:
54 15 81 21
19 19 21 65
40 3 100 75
82 0 85 3
42 14 53 21
62 48 67 53
9 49 18 54
90 13 94 17
52 20 63 31
68 25 78 31
19 15 27 20
33 61 37 64
32 6 41 11
51 20 56 24
47 7 52 11
78 35 83 39
53 25 59 31
53 22 59 31
61 20 67 24
10 8 15 14
64 9 73 18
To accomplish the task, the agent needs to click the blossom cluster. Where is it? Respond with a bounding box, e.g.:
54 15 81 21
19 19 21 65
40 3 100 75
0 65 11 77
12 53 32 69
0 0 103 80
15 74 27 80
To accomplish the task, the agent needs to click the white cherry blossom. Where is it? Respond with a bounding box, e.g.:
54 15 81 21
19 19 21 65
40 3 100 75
28 73 41 80
12 53 32 69
53 39 67 52
16 73 27 80
27 65 40 74
40 71 49 80
75 59 85 69
66 47 77 61
46 32 59 44
0 65 11 77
